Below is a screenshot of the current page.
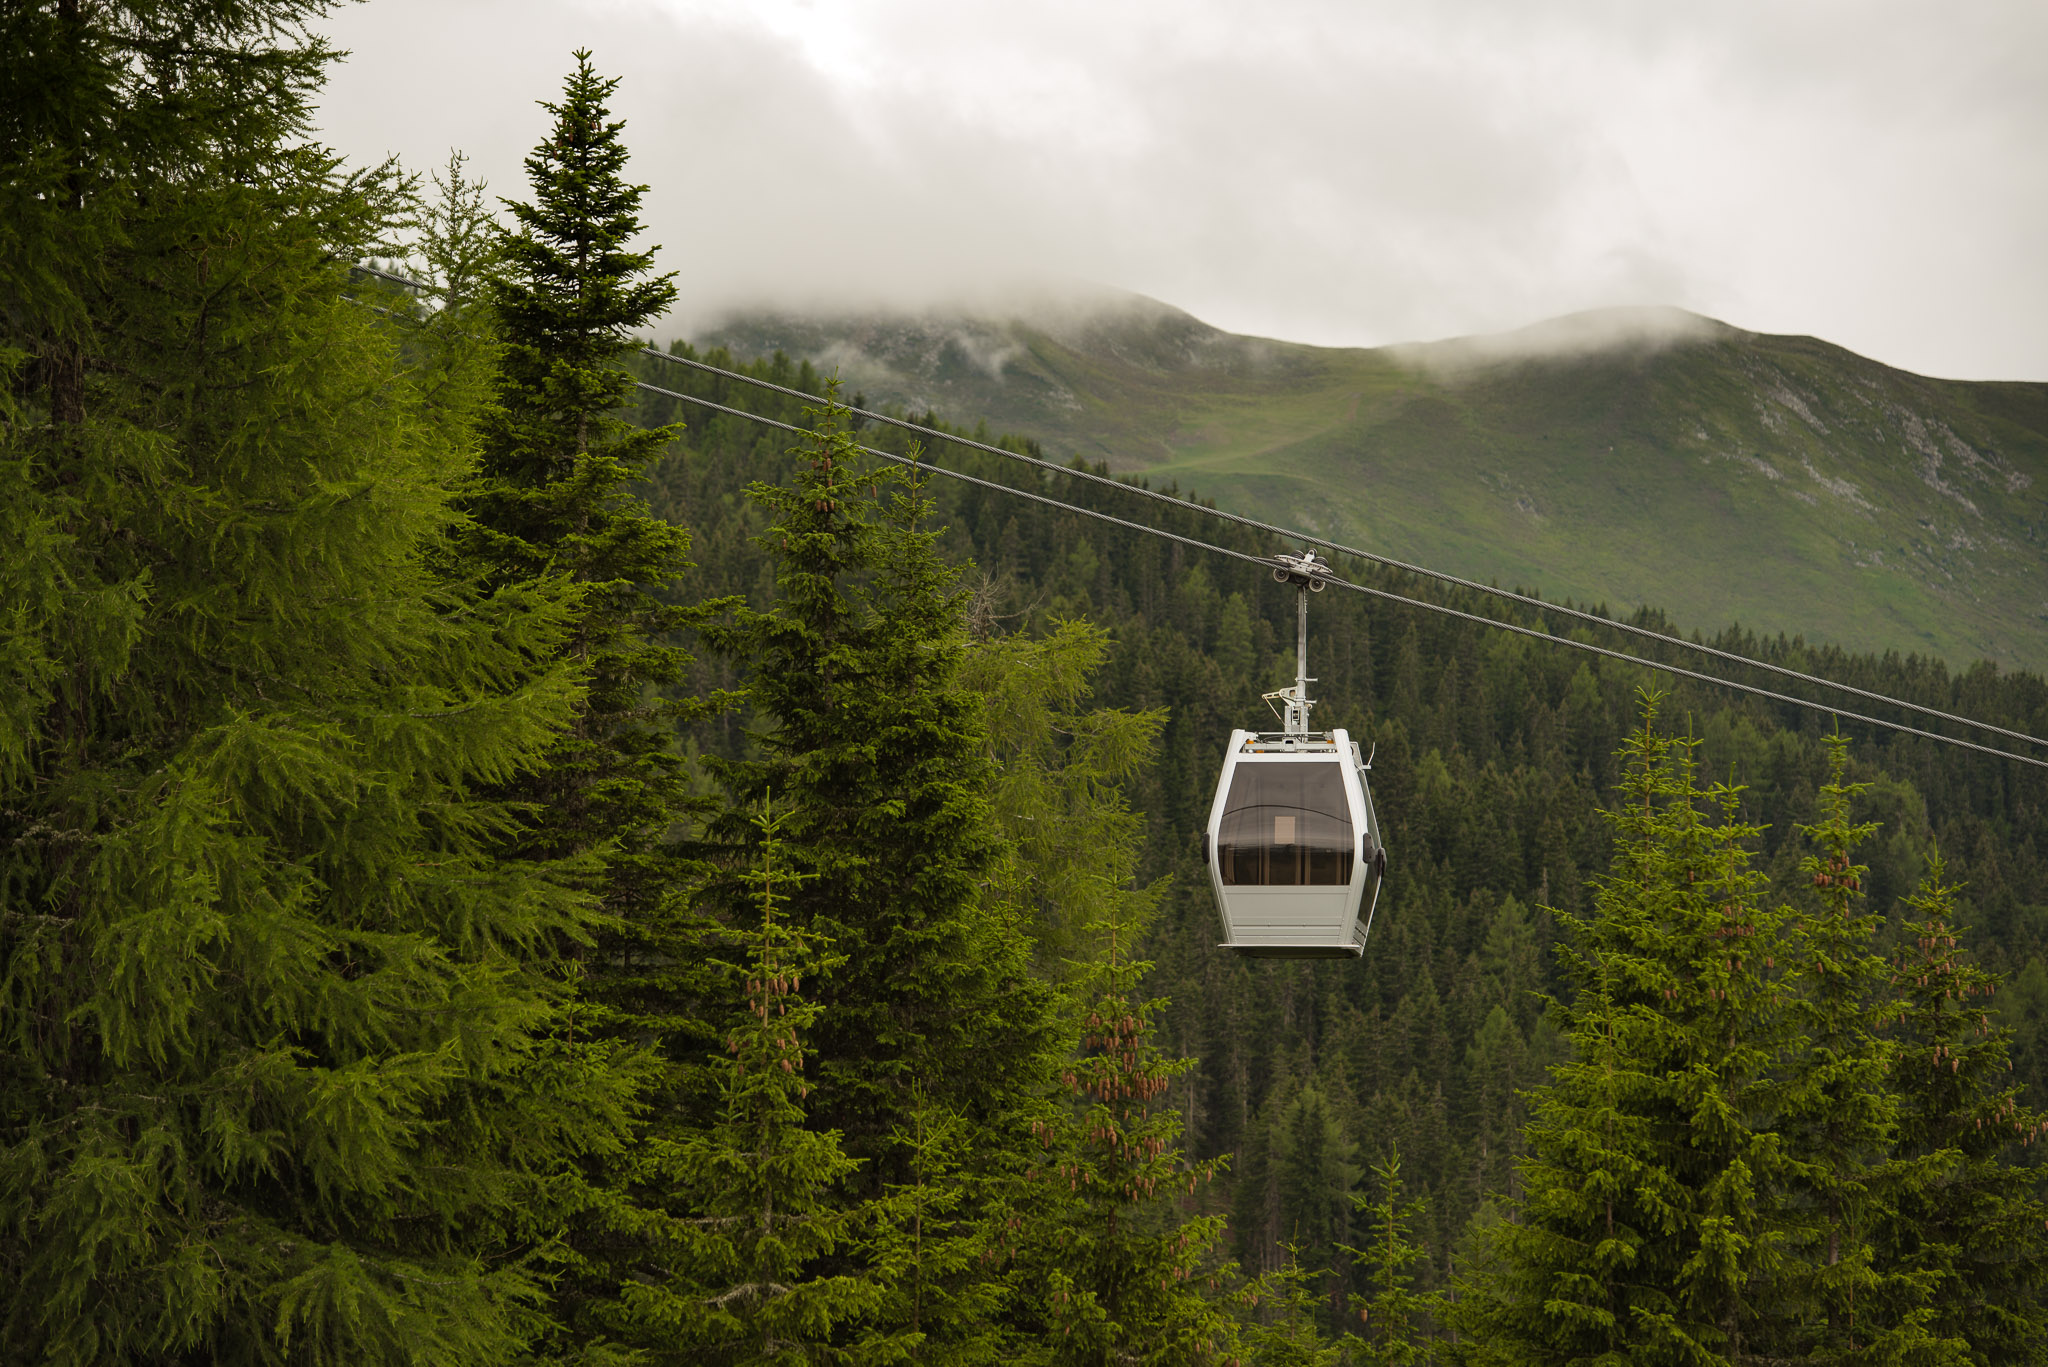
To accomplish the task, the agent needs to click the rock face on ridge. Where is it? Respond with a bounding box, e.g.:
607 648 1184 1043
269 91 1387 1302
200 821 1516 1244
690 294 2048 673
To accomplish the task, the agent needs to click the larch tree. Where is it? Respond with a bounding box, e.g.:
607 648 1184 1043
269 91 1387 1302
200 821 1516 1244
960 618 1166 983
392 149 502 439
0 3 640 1361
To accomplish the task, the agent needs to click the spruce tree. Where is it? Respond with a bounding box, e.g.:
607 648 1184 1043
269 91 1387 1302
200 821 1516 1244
1461 1005 1533 1207
1238 1246 1343 1367
0 5 639 1360
697 396 1062 1180
1877 859 2048 1365
1774 738 1954 1366
865 1084 1011 1364
466 54 727 1351
1454 698 1791 1366
1022 885 1240 1364
1271 1081 1356 1329
606 803 905 1364
1343 1150 1444 1367
697 395 1071 1357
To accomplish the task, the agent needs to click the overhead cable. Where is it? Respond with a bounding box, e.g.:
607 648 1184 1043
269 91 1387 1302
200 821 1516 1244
633 346 2048 754
631 373 2048 772
343 264 2048 766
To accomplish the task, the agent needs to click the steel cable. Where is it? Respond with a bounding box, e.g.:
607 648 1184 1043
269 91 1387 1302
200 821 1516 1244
343 264 2048 766
635 374 2048 771
631 345 2048 753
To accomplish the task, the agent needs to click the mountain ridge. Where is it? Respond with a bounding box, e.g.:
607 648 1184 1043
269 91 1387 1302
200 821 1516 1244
690 295 2048 672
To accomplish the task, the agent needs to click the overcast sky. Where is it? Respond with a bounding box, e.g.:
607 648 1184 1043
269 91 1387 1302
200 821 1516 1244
314 0 2047 381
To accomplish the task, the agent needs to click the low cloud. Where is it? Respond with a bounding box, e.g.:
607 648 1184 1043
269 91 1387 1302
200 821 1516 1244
1387 306 1728 379
313 0 2048 380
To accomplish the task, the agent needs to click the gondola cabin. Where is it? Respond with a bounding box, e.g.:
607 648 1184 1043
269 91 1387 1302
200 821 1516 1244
1205 728 1384 958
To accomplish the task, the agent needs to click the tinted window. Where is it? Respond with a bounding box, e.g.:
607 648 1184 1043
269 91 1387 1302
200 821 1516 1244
1218 761 1354 886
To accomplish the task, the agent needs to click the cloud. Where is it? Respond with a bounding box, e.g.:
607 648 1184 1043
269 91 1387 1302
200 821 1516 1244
312 0 2048 380
1386 305 1727 379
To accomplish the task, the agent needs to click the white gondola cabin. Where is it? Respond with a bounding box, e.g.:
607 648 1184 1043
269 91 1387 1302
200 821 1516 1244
1204 550 1387 958
1205 728 1384 957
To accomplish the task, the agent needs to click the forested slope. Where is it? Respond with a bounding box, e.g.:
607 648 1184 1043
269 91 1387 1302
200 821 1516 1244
699 299 2048 672
631 342 2048 1304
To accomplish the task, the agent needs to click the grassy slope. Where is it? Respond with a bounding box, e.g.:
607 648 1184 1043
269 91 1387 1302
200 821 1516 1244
695 303 2048 672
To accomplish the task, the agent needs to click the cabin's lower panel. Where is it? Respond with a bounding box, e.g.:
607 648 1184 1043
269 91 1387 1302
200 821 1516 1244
1215 888 1361 959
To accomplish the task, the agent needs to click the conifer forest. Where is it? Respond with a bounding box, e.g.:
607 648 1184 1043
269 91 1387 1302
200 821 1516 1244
9 6 2048 1364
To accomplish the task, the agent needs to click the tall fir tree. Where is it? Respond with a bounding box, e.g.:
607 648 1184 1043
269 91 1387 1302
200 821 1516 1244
1343 1150 1444 1366
1774 741 1955 1365
470 48 707 1003
1876 858 2048 1365
465 53 728 1351
605 802 906 1364
1454 698 1793 1366
698 397 1062 1171
697 395 1071 1355
0 4 641 1360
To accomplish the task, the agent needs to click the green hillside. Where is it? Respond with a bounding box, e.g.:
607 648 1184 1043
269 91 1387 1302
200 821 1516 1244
698 298 2048 671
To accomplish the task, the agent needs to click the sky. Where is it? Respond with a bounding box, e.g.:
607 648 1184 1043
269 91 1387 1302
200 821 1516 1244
314 0 2048 381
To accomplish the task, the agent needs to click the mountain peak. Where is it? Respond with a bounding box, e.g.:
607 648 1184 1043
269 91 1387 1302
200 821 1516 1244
690 280 1251 385
1388 306 1733 377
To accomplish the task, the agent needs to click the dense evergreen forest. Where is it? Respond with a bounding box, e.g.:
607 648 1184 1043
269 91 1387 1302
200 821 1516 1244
632 343 2048 1354
7 3 2048 1363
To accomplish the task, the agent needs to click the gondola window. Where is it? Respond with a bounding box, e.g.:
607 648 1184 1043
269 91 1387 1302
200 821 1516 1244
1218 763 1354 886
